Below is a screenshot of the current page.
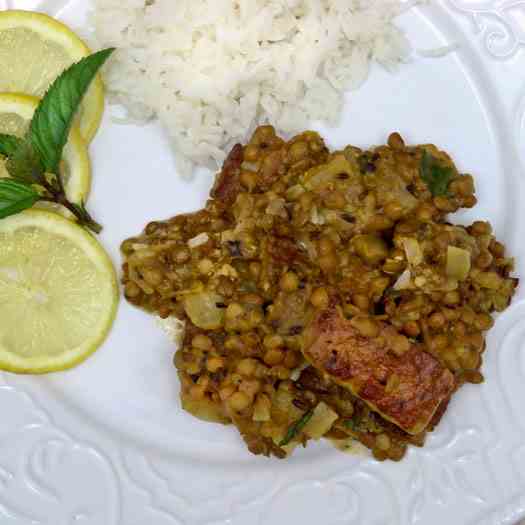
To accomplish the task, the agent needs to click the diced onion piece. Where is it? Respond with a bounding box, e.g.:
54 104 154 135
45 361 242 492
446 246 471 281
184 292 225 329
304 155 352 190
266 197 287 218
310 206 325 225
403 238 423 266
285 184 305 200
241 161 259 172
290 362 309 382
181 395 229 424
156 316 185 346
188 232 209 249
393 268 412 290
303 402 339 440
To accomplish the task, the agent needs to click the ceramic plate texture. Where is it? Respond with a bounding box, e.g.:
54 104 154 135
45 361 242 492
2 1 525 524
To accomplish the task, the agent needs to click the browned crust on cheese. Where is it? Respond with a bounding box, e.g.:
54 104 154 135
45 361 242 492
210 143 244 205
303 307 455 434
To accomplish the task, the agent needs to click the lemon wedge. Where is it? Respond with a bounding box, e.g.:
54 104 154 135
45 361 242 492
0 210 118 373
0 10 105 143
0 93 91 209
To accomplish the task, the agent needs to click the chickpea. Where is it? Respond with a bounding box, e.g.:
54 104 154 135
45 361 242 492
416 203 436 222
237 358 258 376
253 393 272 422
299 191 315 210
240 378 262 397
350 316 379 338
252 125 276 145
353 235 389 265
384 201 404 221
319 254 338 273
476 272 502 290
456 175 475 196
403 321 420 337
197 258 214 275
173 246 191 264
228 391 252 412
466 332 484 351
280 271 300 292
249 262 262 279
124 281 141 299
388 132 405 150
225 335 244 351
434 196 455 212
186 358 203 374
462 195 477 208
470 221 492 236
226 302 244 320
207 356 225 373
310 288 329 309
192 334 213 351
264 348 284 366
318 237 335 256
366 216 394 232
142 267 163 287
443 290 460 305
352 294 370 311
273 366 291 380
283 350 301 369
219 385 235 401
462 309 476 325
240 170 257 191
390 333 410 356
288 141 309 162
428 312 446 330
263 334 284 349
323 191 346 210
453 321 467 337
475 251 493 269
430 334 449 352
489 240 505 257
189 385 206 400
475 313 494 331
244 144 259 162
442 308 460 321
375 434 392 451
459 349 480 370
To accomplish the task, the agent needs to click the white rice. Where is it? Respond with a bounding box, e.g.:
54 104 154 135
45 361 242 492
92 0 415 177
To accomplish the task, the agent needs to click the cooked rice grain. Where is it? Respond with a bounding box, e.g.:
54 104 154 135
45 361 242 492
93 0 414 176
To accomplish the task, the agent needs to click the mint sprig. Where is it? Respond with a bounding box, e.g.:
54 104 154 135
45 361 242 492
0 48 114 233
30 48 114 174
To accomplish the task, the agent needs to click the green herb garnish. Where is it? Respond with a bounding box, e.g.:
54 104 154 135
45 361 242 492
344 414 363 432
279 409 314 447
0 48 114 233
0 134 22 157
420 150 453 197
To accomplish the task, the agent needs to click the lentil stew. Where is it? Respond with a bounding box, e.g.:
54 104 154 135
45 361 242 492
121 127 518 460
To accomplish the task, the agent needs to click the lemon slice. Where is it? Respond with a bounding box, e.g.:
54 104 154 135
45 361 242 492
0 210 118 373
0 10 105 143
0 92 91 210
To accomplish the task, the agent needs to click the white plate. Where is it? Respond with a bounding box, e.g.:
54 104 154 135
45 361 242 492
2 1 525 524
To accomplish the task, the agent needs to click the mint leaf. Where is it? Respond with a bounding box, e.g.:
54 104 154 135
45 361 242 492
420 150 453 197
0 134 22 157
6 140 45 185
6 140 45 184
0 180 40 219
29 48 115 173
279 409 314 447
